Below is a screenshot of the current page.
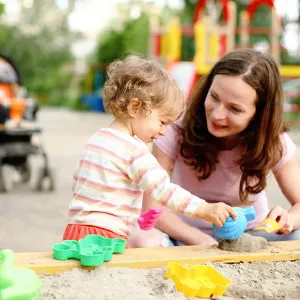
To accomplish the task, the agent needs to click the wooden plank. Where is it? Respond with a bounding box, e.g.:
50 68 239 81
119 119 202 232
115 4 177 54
14 241 300 275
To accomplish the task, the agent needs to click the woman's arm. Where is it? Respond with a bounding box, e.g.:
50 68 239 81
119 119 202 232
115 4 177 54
272 153 300 231
142 144 217 245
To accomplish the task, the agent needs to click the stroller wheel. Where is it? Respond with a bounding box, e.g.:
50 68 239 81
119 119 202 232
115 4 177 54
18 162 31 182
0 165 14 193
42 171 55 192
30 165 44 191
30 165 55 192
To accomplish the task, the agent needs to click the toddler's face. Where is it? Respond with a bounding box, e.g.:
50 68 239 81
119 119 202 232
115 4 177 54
131 100 182 144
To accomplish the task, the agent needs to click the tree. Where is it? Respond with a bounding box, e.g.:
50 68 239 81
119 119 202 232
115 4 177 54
0 2 4 15
0 0 76 106
95 13 149 66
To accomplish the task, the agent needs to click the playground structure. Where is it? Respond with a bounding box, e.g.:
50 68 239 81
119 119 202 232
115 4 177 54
148 0 300 114
81 0 300 122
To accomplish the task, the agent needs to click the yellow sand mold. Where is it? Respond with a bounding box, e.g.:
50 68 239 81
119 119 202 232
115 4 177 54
166 262 230 298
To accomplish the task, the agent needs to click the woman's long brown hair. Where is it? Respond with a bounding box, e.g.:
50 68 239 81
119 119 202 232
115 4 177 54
180 49 284 202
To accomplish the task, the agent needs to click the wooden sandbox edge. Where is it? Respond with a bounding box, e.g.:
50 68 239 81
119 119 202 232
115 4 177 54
15 240 300 275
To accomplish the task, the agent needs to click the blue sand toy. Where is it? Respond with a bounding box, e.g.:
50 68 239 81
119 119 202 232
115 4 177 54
213 206 256 240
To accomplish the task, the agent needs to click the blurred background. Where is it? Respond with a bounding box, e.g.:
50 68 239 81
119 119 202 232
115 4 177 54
1 0 300 252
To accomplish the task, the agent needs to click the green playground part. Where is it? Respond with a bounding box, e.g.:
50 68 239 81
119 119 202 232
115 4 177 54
52 234 127 267
0 249 41 300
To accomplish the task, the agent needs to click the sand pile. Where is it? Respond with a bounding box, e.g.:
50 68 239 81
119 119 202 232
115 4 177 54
40 260 300 300
218 233 267 252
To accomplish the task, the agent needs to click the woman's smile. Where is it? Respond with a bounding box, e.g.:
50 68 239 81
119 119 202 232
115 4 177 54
211 119 228 130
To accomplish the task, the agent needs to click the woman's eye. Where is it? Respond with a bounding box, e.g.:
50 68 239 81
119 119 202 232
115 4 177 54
211 94 219 102
230 107 242 113
161 121 166 125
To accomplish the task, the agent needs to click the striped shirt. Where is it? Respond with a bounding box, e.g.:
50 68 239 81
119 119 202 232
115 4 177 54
67 128 206 237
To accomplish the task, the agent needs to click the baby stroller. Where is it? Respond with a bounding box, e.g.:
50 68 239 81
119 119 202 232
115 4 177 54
0 53 54 192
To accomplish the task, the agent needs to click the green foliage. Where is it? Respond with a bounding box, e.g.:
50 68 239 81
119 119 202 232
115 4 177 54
95 30 124 65
122 14 149 57
95 13 149 66
0 0 75 107
0 2 4 15
0 24 74 105
249 5 272 45
281 51 300 65
180 0 197 24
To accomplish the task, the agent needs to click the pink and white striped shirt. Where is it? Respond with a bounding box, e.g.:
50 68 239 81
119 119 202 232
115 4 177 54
67 128 206 237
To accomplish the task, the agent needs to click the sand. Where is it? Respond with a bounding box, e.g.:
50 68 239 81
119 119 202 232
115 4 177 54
218 234 267 252
40 260 300 300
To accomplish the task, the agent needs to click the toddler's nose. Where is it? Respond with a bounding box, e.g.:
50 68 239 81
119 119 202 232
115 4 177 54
159 127 166 136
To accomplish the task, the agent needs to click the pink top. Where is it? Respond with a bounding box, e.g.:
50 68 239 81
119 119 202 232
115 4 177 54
154 121 296 234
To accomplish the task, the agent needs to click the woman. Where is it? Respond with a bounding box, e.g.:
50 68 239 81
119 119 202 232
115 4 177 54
129 49 300 247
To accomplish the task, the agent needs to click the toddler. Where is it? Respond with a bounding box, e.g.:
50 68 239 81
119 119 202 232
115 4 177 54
63 55 236 244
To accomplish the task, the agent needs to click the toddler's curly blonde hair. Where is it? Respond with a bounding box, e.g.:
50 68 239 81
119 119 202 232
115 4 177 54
103 55 185 118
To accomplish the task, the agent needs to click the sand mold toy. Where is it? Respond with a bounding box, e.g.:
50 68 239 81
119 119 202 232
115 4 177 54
253 218 280 233
166 262 230 298
0 249 41 300
213 206 256 240
138 207 163 230
52 234 126 267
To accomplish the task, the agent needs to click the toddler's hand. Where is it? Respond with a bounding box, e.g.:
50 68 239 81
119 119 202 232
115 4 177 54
196 202 236 228
138 207 163 230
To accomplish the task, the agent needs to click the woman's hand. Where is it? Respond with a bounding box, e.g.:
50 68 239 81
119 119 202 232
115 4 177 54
267 205 293 235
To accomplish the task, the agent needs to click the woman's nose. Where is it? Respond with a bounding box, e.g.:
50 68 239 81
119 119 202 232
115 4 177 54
212 105 226 119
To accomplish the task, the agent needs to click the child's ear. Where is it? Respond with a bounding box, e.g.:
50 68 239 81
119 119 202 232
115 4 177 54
127 98 142 117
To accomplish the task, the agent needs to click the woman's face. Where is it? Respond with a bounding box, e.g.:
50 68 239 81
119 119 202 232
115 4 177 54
205 74 257 140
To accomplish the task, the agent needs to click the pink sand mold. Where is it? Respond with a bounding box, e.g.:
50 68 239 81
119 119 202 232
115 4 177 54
137 207 163 230
52 234 126 267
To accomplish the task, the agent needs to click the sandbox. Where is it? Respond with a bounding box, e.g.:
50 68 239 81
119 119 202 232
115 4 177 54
16 240 300 300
